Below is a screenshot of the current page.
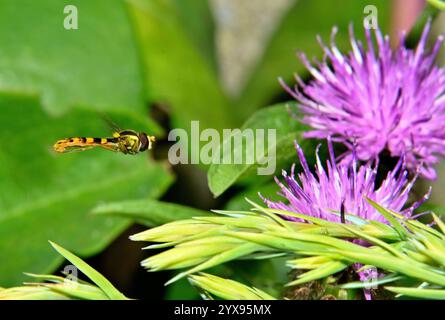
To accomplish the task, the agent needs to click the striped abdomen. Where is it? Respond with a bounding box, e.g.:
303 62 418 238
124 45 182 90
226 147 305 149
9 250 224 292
53 137 118 153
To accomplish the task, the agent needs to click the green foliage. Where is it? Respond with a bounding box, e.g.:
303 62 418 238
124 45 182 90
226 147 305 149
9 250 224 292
93 199 209 227
189 273 277 300
170 0 217 70
427 0 445 10
127 0 233 131
234 0 391 122
1 0 442 301
0 0 219 288
0 0 144 114
49 241 126 299
207 103 316 197
0 93 173 286
0 242 128 300
386 286 445 299
131 201 445 299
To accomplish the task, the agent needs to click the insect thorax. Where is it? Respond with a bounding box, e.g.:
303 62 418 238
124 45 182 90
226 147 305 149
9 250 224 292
117 130 141 154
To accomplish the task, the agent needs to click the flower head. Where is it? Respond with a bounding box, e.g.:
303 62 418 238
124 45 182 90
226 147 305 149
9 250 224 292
282 21 445 179
263 139 428 224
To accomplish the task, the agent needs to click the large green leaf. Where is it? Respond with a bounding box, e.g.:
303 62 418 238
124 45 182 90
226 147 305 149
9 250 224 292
235 0 391 122
0 0 144 114
207 102 316 197
0 93 173 286
49 242 127 300
171 0 217 70
0 242 130 300
93 199 209 227
127 0 233 131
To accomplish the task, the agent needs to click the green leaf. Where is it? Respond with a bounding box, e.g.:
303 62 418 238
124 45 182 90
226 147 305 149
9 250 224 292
127 0 233 131
189 273 277 300
93 199 208 227
0 93 173 286
38 282 109 300
0 0 144 114
140 235 246 271
130 218 218 243
386 286 445 299
341 225 405 258
427 0 445 10
286 261 347 287
0 286 69 300
366 198 409 239
340 274 403 289
432 214 445 235
49 241 126 300
235 0 391 121
165 243 267 285
334 249 445 287
131 202 445 297
208 102 316 197
221 230 329 254
1 252 130 300
171 0 217 70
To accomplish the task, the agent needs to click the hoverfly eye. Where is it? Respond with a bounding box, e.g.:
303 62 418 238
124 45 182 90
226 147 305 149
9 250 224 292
138 132 149 151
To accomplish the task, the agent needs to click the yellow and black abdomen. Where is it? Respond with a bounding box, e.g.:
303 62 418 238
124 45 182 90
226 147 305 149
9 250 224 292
53 137 118 153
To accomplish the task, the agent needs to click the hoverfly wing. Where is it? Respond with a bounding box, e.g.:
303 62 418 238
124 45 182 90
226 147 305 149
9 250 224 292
59 145 95 153
99 112 122 134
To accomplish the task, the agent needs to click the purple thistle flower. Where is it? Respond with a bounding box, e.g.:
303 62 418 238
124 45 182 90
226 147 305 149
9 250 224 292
281 21 445 180
263 139 429 224
263 140 429 300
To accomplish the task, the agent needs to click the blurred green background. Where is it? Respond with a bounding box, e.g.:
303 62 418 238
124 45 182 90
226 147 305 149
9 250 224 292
0 0 442 299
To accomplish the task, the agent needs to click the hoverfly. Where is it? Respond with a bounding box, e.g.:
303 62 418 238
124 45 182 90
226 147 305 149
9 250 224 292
53 117 156 155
